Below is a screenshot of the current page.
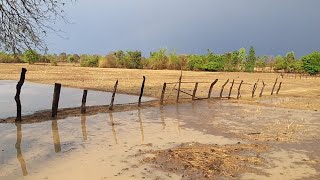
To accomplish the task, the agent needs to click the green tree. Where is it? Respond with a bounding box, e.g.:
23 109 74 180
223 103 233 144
255 56 267 71
285 51 295 72
148 48 168 69
126 50 142 69
67 56 76 63
23 49 40 64
273 55 286 71
245 46 256 72
238 47 246 70
301 51 320 75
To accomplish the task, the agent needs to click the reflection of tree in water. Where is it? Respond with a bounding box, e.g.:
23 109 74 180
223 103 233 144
138 109 145 143
109 113 118 144
81 115 88 141
51 120 61 153
15 123 28 176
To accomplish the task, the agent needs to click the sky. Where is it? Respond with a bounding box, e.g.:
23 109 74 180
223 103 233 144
46 0 320 57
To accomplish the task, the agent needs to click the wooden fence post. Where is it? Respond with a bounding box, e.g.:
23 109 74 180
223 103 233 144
271 78 278 95
176 72 182 103
237 80 243 99
52 83 61 118
252 83 257 98
138 76 146 107
109 80 118 110
160 83 167 105
15 68 27 122
259 81 266 97
276 82 282 95
220 79 229 98
192 83 198 101
81 90 88 114
208 79 218 98
228 79 234 99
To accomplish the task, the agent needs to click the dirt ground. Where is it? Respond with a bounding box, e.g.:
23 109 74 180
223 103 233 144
0 63 319 111
0 63 319 179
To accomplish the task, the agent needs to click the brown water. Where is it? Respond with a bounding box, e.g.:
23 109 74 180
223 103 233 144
0 100 319 179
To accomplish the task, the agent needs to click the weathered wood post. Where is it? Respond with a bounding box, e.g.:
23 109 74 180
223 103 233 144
237 80 243 99
228 79 235 99
220 79 229 98
138 76 146 107
271 78 278 95
276 82 282 95
252 83 257 98
192 82 198 101
259 81 266 97
15 68 27 122
109 80 118 110
176 72 182 103
81 90 88 114
52 83 61 118
160 82 167 105
208 79 218 98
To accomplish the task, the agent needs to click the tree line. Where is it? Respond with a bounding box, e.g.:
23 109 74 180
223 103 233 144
0 47 319 75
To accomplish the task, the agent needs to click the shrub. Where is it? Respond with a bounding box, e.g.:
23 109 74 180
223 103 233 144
0 52 21 63
126 50 142 69
148 48 168 69
23 49 40 64
301 51 320 75
187 55 206 70
80 55 99 67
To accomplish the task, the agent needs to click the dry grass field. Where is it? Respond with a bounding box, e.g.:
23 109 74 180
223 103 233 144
0 63 319 110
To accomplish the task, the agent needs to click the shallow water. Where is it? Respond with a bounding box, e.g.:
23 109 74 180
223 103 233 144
0 80 154 119
0 100 319 179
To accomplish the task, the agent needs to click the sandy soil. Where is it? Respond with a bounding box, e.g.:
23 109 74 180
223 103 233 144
1 63 320 179
1 63 319 111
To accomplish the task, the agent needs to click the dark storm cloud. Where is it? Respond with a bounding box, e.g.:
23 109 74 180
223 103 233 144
47 0 320 57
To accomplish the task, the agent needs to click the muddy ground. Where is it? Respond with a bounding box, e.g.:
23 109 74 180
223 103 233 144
0 63 319 179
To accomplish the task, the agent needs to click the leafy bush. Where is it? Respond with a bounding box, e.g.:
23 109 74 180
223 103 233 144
23 49 39 64
148 48 168 69
80 55 100 67
205 52 224 71
126 50 142 69
0 52 21 63
301 51 320 75
273 55 286 71
187 55 207 70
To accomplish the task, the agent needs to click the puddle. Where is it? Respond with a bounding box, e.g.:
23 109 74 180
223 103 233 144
0 80 155 119
0 105 240 179
0 100 319 179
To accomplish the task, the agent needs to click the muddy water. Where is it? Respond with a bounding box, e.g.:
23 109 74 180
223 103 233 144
0 80 154 119
0 100 319 179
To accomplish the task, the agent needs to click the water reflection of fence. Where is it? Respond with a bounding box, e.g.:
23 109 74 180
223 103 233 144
13 106 172 176
13 68 283 122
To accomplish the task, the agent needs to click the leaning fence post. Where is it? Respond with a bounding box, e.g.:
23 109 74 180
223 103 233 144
81 90 88 114
160 83 167 105
252 83 257 98
276 82 282 95
259 81 266 97
15 68 27 122
208 79 218 98
271 78 278 95
192 82 198 101
138 76 146 107
52 83 61 118
176 72 182 103
220 79 229 98
109 80 118 110
228 79 235 99
237 80 243 99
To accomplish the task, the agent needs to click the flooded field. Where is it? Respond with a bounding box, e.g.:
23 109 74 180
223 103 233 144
0 80 154 119
1 100 319 179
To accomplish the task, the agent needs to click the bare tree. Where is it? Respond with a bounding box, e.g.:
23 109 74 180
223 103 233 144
0 0 70 53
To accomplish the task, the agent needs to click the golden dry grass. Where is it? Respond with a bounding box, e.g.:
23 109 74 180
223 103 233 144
0 63 319 110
